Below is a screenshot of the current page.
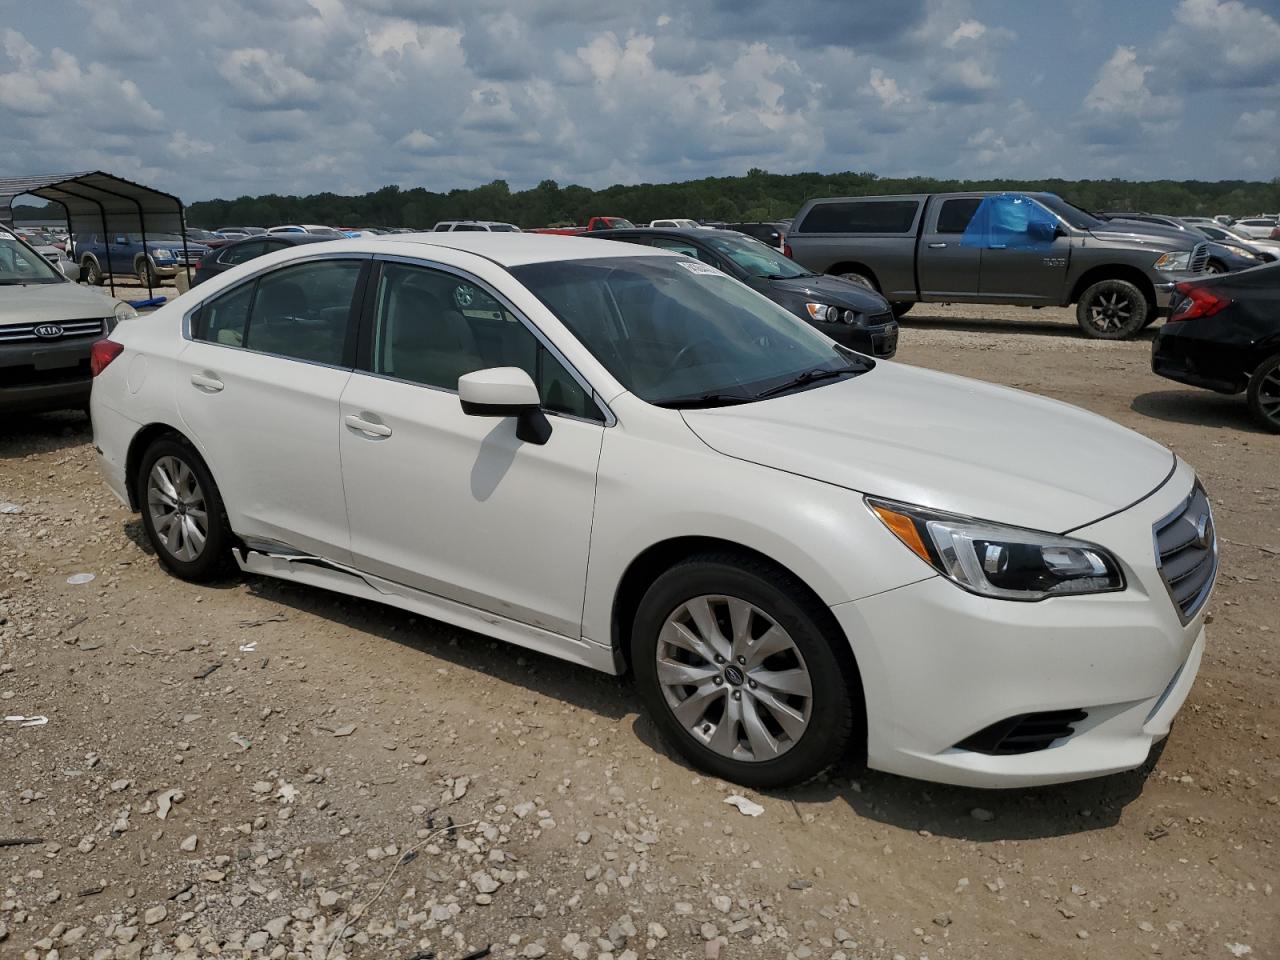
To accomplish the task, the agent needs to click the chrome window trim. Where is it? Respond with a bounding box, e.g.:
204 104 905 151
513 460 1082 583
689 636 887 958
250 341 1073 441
370 253 616 427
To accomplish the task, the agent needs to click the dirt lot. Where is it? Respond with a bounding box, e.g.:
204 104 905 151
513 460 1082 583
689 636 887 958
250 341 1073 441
1 305 1277 960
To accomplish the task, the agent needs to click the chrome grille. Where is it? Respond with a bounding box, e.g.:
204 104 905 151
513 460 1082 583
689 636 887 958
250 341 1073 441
1154 484 1217 623
0 318 106 343
1190 242 1209 273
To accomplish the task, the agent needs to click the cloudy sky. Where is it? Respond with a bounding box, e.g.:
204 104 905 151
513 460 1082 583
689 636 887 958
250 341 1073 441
3 0 1279 202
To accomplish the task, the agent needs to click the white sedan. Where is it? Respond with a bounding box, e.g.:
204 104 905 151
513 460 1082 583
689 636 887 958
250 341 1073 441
89 234 1214 788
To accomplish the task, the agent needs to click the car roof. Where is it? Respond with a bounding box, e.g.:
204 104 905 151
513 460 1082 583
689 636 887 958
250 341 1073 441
365 232 673 266
595 227 742 239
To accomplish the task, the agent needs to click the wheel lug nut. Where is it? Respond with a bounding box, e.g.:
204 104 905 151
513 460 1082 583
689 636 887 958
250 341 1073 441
714 655 725 664
736 656 745 664
748 679 757 689
732 690 741 701
714 676 723 685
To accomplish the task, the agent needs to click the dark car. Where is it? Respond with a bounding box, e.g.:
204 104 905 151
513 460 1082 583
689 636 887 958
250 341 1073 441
1100 213 1265 274
594 228 898 357
191 233 330 287
1152 260 1280 432
725 221 788 250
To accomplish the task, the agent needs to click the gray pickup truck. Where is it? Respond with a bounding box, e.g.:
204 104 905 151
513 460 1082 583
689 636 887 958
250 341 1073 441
786 192 1209 339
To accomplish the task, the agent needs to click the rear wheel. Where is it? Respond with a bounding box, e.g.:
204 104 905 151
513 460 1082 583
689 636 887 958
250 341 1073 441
82 257 103 285
631 554 859 788
838 271 876 290
890 302 914 318
1246 353 1280 433
1076 279 1149 339
137 437 236 581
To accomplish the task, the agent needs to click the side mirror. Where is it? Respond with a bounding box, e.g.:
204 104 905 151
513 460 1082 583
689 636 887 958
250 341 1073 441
458 367 551 445
58 259 80 281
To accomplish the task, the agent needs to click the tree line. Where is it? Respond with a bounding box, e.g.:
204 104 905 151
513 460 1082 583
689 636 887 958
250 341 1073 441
14 169 1280 230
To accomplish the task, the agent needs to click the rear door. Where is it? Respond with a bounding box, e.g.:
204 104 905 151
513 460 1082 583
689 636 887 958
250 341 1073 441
917 196 984 301
176 254 369 560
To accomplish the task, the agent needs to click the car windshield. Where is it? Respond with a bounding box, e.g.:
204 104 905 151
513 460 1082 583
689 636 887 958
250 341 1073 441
701 233 811 279
602 218 634 229
511 256 870 407
1036 195 1104 230
0 231 63 284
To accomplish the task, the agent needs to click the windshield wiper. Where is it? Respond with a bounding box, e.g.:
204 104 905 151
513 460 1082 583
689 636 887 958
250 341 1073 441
653 392 754 410
753 367 860 401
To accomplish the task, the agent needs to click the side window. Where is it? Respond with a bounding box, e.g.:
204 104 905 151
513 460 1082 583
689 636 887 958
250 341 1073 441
369 263 602 421
797 200 920 234
218 240 266 265
193 281 254 347
649 238 718 265
244 260 361 365
936 198 982 234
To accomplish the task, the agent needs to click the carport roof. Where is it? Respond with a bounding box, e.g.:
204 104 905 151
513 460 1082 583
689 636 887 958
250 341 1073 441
0 170 183 224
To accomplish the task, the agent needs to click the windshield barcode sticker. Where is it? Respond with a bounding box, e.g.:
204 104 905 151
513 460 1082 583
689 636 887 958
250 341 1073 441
677 260 724 276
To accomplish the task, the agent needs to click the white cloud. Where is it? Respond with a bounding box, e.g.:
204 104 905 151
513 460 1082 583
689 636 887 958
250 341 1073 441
1083 46 1178 119
218 48 322 110
1159 0 1280 88
867 68 910 107
945 20 987 47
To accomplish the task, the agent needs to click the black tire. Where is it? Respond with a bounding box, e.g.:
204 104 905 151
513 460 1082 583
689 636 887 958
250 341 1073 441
838 271 877 290
631 553 859 788
136 436 237 582
82 257 103 286
1076 279 1149 339
890 302 914 318
135 257 156 289
1246 353 1280 434
1205 259 1227 275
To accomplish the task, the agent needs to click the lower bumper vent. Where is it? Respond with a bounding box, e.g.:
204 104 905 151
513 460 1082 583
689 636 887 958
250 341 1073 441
955 709 1088 755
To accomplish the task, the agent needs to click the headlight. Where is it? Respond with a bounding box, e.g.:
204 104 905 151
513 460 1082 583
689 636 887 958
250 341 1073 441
804 302 839 322
1221 244 1259 261
153 248 173 260
1153 251 1192 271
867 497 1124 601
111 301 139 330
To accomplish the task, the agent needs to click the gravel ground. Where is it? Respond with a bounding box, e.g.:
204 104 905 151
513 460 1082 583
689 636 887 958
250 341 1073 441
1 305 1277 960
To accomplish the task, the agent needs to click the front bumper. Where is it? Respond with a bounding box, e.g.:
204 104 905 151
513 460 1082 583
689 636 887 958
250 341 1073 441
0 338 95 413
834 460 1211 788
827 320 899 358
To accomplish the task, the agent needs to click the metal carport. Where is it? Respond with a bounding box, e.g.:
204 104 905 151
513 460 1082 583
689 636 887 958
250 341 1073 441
0 170 191 298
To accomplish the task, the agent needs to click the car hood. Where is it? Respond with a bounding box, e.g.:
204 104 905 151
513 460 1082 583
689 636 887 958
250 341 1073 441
682 362 1174 533
765 274 890 314
0 282 120 325
1088 222 1195 251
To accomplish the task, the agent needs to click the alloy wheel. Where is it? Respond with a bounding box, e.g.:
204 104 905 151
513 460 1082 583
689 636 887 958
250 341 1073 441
147 455 209 563
1258 367 1280 426
1088 291 1133 332
655 595 814 763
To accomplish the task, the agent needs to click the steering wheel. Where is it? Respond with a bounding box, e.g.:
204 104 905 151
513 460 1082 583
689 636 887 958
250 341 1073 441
659 338 718 379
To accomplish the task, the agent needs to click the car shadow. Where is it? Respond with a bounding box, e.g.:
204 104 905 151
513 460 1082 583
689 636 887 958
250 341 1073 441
0 410 91 460
902 313 1160 341
1131 389 1265 433
222 567 1156 840
629 715 1163 841
242 573 636 722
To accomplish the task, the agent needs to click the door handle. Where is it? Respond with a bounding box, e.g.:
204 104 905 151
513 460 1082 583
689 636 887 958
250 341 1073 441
927 242 948 249
190 372 224 392
344 414 392 438
989 243 1007 249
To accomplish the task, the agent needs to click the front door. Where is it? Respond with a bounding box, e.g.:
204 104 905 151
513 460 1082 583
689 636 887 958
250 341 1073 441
973 195 1071 304
176 256 367 561
338 259 606 638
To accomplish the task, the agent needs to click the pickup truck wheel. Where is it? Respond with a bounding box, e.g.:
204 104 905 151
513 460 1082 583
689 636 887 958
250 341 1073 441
890 302 913 318
135 257 156 289
838 271 876 290
1076 279 1148 339
1205 259 1227 274
82 257 103 286
1246 353 1280 434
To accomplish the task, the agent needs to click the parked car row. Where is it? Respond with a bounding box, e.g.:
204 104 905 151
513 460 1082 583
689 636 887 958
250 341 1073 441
88 230 1220 791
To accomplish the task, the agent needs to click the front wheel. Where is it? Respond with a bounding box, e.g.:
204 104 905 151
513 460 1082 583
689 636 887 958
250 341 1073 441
632 554 859 788
890 302 913 318
1246 353 1280 433
1204 259 1227 275
137 436 236 581
82 257 103 285
136 257 156 289
1076 279 1149 339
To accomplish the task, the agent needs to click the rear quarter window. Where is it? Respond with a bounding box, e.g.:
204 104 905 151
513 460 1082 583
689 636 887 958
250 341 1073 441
797 200 920 234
